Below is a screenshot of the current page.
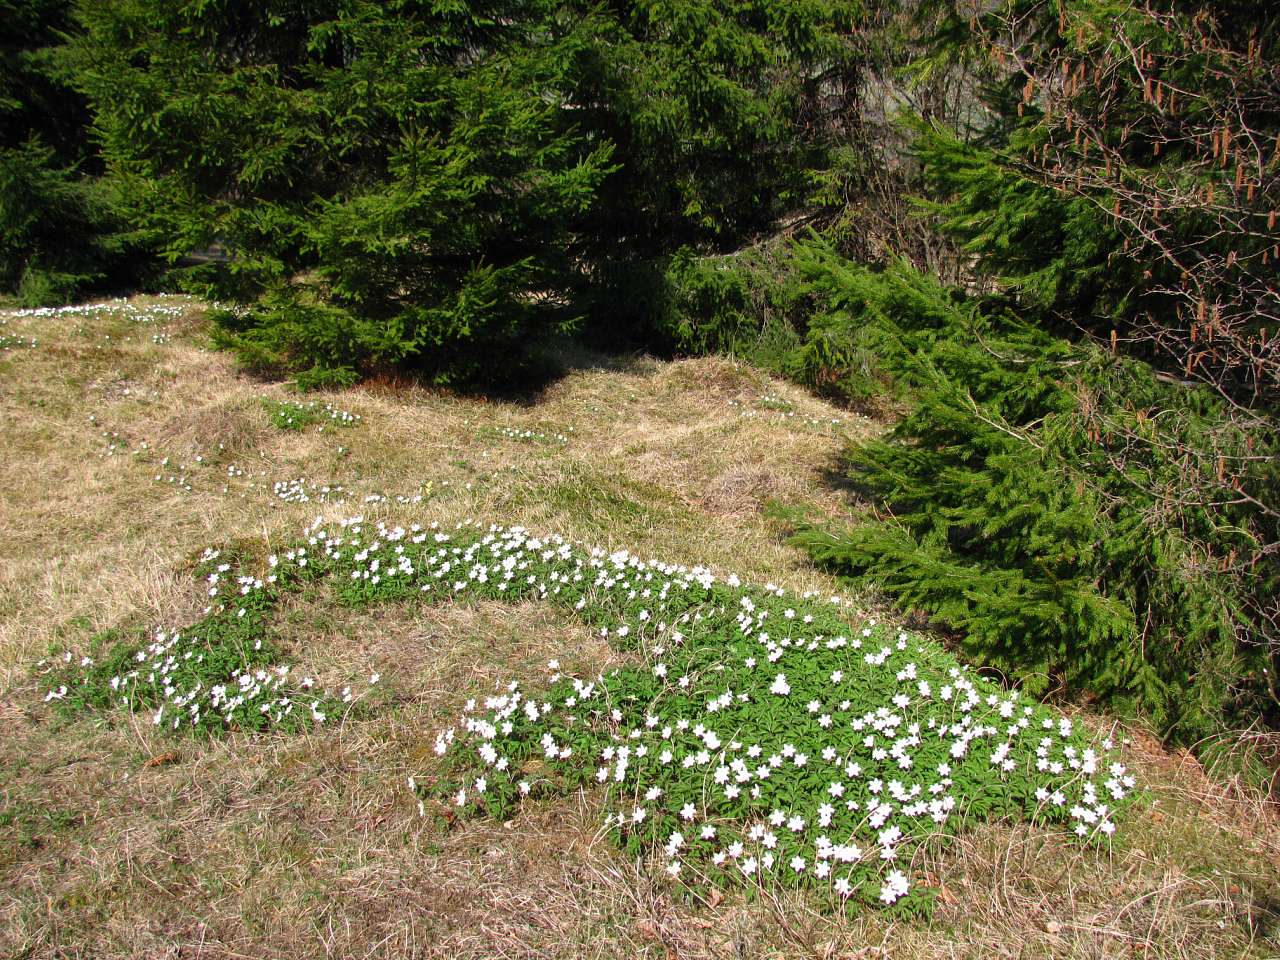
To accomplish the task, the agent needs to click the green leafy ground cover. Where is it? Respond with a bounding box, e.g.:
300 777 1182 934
42 514 1136 916
264 399 362 432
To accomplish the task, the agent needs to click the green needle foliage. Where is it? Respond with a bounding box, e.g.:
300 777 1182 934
68 0 860 384
908 0 1280 403
634 0 1280 748
71 0 617 385
638 227 1277 744
782 247 1279 744
0 0 158 304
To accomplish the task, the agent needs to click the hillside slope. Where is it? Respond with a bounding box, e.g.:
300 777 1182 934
0 298 1276 959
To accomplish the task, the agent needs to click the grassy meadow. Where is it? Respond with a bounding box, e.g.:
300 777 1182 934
0 297 1277 959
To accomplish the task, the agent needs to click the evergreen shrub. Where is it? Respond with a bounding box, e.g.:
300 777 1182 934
1 0 158 304
780 249 1279 743
907 1 1280 403
648 221 1277 744
70 0 862 384
72 0 617 385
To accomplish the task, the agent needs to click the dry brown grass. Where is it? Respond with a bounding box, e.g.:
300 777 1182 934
1 297 1277 959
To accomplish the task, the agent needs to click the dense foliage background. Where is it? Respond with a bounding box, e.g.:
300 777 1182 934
3 0 1276 750
61 0 862 385
0 0 157 304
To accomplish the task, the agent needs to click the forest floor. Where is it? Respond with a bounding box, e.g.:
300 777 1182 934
1 296 1278 959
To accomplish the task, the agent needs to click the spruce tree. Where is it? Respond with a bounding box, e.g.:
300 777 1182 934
566 0 864 345
70 0 861 383
754 0 1279 743
910 0 1280 404
0 0 154 304
782 246 1279 743
72 0 616 384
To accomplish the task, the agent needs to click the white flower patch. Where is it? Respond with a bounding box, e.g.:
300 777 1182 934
728 395 849 434
0 332 38 350
482 425 571 445
374 519 1139 915
39 513 1133 915
266 399 362 432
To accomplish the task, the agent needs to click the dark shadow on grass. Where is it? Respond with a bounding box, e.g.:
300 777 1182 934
294 337 666 409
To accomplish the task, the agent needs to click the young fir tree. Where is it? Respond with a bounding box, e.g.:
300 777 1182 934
565 0 864 346
70 0 861 383
782 243 1279 743
72 0 616 385
568 0 859 256
909 0 1279 405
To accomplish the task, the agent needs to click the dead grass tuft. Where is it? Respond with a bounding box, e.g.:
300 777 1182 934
152 396 266 459
701 464 788 517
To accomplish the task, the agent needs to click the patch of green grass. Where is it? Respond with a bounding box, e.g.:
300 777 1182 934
0 799 83 851
542 477 651 525
528 473 697 545
264 398 361 432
